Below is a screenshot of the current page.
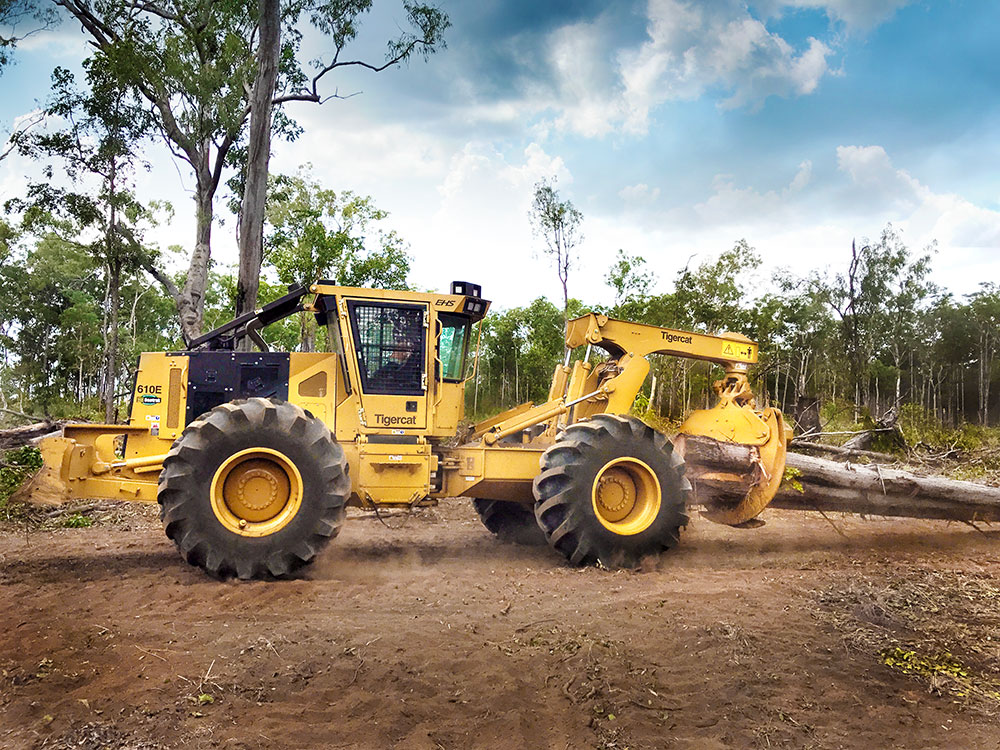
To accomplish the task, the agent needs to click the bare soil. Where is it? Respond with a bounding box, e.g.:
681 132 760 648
2 501 999 749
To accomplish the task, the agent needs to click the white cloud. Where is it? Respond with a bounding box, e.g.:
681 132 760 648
836 144 1000 249
620 183 662 205
503 0 840 139
688 160 813 224
617 0 834 130
546 21 625 138
763 0 913 31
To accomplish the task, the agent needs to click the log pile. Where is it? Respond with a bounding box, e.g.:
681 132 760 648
680 435 1000 524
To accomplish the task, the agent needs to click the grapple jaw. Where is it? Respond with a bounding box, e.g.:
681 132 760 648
676 373 791 526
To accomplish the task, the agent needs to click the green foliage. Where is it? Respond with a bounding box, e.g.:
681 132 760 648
671 239 760 334
0 447 42 513
61 512 94 528
265 168 410 290
0 0 57 74
781 466 804 493
467 297 566 417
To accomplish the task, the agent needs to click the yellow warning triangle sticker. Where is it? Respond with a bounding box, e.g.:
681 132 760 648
723 344 734 355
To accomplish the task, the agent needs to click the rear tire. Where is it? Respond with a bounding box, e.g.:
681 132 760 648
533 415 690 569
472 498 547 546
158 398 349 579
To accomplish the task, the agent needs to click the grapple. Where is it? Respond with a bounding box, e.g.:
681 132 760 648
676 371 791 525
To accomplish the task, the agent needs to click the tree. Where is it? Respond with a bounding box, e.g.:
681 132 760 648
0 0 56 74
968 284 1000 425
530 177 582 320
265 168 410 350
823 226 933 416
10 65 153 420
605 249 654 311
53 0 448 343
235 0 449 325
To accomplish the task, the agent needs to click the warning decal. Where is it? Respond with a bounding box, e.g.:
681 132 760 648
722 342 755 361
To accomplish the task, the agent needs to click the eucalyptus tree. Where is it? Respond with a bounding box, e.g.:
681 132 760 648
824 227 934 415
264 168 410 350
10 65 153 420
530 178 582 321
0 0 56 74
53 0 448 343
236 0 449 328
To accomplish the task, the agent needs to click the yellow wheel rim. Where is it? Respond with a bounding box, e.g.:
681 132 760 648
210 448 303 537
591 457 661 536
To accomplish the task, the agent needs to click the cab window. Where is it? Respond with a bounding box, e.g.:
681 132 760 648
438 313 470 381
347 301 425 395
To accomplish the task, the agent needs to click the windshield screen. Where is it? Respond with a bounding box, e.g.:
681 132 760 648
439 313 470 381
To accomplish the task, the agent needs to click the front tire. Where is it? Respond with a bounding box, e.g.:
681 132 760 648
533 415 690 569
158 398 350 579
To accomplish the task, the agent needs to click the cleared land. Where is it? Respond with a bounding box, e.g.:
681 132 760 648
2 501 999 749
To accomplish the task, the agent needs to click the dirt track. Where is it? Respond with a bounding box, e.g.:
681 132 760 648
2 501 999 749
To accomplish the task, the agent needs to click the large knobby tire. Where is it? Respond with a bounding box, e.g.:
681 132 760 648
533 415 690 569
158 398 349 580
472 498 547 546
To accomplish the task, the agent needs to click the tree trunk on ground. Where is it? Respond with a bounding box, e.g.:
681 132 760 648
235 0 281 348
0 421 64 451
678 435 1000 524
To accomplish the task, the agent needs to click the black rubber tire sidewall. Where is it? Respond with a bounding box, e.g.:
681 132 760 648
158 399 347 579
534 416 688 567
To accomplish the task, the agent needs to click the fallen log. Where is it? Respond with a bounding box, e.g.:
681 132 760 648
789 439 899 463
679 434 1000 524
0 420 63 451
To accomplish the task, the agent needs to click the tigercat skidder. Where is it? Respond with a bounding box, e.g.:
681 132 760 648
38 281 790 579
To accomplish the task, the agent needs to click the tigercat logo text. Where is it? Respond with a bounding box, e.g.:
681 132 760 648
374 414 418 427
661 331 693 344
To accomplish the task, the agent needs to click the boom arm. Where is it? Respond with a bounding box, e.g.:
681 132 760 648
565 313 757 370
479 314 762 445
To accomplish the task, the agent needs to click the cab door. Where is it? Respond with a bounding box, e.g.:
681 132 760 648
345 299 429 432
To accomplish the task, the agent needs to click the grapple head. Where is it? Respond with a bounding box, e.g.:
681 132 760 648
676 372 791 526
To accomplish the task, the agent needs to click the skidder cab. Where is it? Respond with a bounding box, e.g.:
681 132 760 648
38 281 789 579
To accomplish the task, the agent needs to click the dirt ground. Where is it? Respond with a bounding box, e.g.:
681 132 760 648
2 500 999 750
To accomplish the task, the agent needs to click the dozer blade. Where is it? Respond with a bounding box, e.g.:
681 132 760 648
677 404 791 526
17 436 75 506
26 429 161 504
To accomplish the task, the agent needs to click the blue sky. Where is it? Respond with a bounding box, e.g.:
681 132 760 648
2 0 999 307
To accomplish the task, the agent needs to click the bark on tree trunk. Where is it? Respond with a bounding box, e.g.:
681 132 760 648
234 0 281 349
102 260 121 423
679 435 1000 523
0 421 64 451
177 179 214 343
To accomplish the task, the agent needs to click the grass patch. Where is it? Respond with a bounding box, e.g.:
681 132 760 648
60 512 94 528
